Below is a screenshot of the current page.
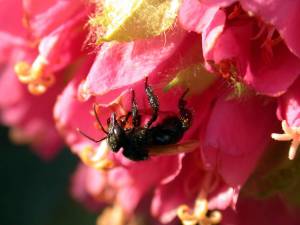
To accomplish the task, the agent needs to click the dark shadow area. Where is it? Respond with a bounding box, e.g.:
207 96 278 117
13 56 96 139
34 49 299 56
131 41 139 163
0 126 97 225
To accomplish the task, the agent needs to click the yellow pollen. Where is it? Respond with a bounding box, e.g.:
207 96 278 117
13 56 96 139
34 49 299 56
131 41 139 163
97 204 127 225
79 141 114 170
177 174 222 225
14 56 55 95
28 82 48 95
177 196 222 225
271 120 300 160
97 202 143 225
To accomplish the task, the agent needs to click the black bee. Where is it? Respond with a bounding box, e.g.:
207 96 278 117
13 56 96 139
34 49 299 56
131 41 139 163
78 78 195 161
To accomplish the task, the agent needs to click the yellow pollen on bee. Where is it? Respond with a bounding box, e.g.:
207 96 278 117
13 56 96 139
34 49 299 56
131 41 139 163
271 120 300 160
14 56 55 95
79 141 114 171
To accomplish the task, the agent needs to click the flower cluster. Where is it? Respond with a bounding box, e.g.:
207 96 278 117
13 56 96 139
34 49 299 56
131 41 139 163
1 0 300 224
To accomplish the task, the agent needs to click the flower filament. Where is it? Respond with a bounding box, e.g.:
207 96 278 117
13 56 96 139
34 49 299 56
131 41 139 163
177 173 222 225
271 120 300 160
79 141 114 170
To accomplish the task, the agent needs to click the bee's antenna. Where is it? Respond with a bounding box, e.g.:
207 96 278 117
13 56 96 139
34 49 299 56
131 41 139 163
76 128 107 143
93 103 108 134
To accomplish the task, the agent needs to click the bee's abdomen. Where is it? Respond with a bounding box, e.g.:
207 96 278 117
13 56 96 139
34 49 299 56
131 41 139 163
150 117 185 145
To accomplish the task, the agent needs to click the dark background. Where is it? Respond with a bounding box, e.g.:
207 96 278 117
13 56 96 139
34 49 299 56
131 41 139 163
0 126 98 225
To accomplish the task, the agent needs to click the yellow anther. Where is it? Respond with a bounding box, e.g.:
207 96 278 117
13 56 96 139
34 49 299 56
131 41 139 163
28 82 48 95
14 61 32 83
14 56 54 95
15 60 45 83
97 204 127 225
177 174 222 225
177 205 199 225
79 142 114 171
97 203 145 225
177 198 222 225
207 211 222 225
271 120 300 160
194 198 209 220
40 73 56 87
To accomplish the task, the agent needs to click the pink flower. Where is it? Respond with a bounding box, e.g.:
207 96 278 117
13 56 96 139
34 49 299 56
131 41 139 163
70 163 106 211
0 62 64 159
0 0 91 158
201 90 277 186
201 0 300 59
1 1 300 224
180 1 300 96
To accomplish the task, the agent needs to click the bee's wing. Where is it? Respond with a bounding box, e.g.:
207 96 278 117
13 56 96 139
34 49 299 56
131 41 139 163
148 140 199 157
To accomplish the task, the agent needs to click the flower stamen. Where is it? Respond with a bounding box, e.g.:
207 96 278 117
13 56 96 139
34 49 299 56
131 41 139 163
177 192 222 225
177 174 222 225
271 120 300 160
97 203 127 225
207 59 238 79
252 22 283 65
14 56 55 95
79 141 114 170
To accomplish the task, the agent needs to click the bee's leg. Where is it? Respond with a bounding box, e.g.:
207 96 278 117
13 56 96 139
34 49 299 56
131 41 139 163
179 89 192 130
144 77 159 128
131 89 141 127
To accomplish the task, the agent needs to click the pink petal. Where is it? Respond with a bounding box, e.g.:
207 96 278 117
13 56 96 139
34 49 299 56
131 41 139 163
70 164 106 210
83 27 203 96
208 184 239 210
0 0 29 62
277 77 300 127
22 0 88 37
179 0 219 33
37 12 88 71
151 154 200 223
108 156 182 215
205 20 252 70
201 92 277 186
53 58 100 154
208 20 300 96
200 0 236 7
0 0 27 37
244 40 300 97
151 152 236 223
240 0 300 59
201 0 300 59
0 64 64 160
201 9 226 59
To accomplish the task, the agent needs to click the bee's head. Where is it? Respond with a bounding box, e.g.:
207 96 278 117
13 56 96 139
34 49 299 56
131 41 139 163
107 113 124 152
